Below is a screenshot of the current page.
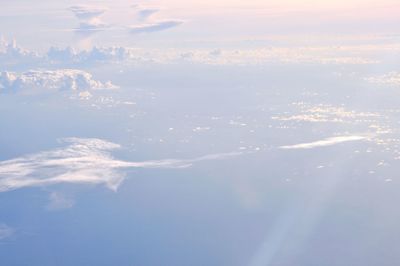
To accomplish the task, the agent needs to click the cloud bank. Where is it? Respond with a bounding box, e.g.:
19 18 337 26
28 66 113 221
134 6 161 21
366 72 400 87
0 138 241 193
0 37 40 65
0 69 117 95
47 46 136 64
0 37 386 69
279 136 367 149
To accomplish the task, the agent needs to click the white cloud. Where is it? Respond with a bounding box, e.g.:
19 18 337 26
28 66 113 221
47 46 136 64
0 36 387 69
0 138 241 193
0 69 118 95
271 103 380 124
366 72 400 86
279 136 367 149
0 37 40 65
0 224 14 240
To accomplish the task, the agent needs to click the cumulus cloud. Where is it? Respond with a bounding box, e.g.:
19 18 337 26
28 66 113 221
47 46 135 64
279 136 367 149
0 224 14 240
0 37 40 66
2 36 383 69
0 69 117 95
0 138 241 193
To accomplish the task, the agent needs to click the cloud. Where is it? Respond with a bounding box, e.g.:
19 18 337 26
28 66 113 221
0 138 241 193
75 20 108 34
0 69 118 95
47 46 135 64
366 72 400 86
130 5 183 34
0 37 384 68
271 103 380 124
130 20 184 34
69 5 108 34
279 136 367 149
0 224 14 240
47 192 75 210
135 7 161 21
70 5 107 21
0 37 40 66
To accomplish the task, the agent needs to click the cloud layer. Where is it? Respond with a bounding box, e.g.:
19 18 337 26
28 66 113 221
1 37 390 68
0 69 117 95
366 72 400 87
0 138 241 193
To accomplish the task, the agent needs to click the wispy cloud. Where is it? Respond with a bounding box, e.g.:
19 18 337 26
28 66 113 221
130 5 184 34
130 20 184 34
279 136 367 149
0 224 14 240
46 191 75 210
0 138 241 193
69 5 108 34
70 5 107 21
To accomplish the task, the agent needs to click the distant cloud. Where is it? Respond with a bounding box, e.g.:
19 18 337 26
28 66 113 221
271 103 380 124
366 72 400 86
69 5 108 34
0 37 40 66
279 136 367 149
0 69 117 95
135 7 161 21
47 46 135 64
75 20 108 34
46 192 75 211
1 37 383 69
69 5 107 21
130 5 183 34
0 138 241 193
130 20 184 34
0 224 14 240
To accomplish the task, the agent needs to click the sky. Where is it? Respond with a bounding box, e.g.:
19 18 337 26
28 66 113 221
1 0 399 49
1 1 400 266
